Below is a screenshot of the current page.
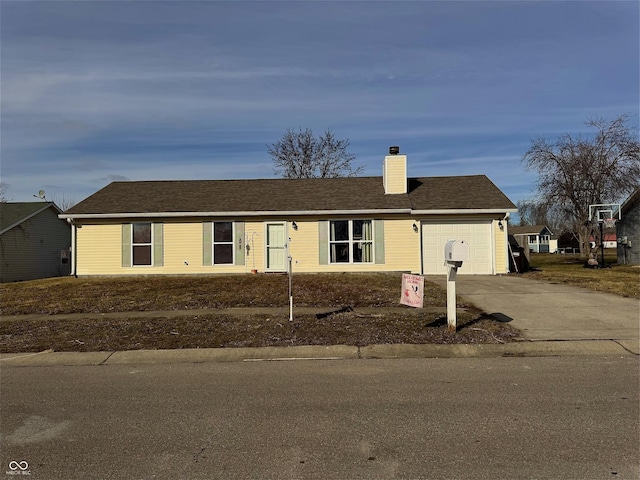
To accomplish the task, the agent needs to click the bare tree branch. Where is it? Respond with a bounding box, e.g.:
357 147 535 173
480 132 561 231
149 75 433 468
522 114 640 257
268 128 363 179
0 183 11 203
49 193 77 211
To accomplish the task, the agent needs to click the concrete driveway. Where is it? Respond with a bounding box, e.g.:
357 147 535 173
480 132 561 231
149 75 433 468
426 275 639 345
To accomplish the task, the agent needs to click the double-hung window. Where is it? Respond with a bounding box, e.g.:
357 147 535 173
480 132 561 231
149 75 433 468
122 223 163 267
213 222 234 264
132 223 152 266
329 220 373 263
202 221 244 267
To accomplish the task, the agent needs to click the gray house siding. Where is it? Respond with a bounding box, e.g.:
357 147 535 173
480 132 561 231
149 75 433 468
617 192 640 265
0 207 71 282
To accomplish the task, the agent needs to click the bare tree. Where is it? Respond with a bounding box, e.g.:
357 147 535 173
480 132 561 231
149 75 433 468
268 128 363 178
0 183 11 202
49 193 76 211
516 199 568 233
523 114 640 257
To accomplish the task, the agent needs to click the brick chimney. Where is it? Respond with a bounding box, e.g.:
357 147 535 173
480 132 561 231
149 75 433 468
383 146 407 194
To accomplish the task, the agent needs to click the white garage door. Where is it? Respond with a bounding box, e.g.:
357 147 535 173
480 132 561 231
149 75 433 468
421 220 493 274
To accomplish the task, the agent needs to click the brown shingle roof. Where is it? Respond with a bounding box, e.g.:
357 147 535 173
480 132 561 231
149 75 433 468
1 202 60 233
63 175 516 217
509 225 554 236
407 176 515 211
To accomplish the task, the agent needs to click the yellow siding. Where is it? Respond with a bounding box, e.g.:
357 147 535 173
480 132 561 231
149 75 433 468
383 155 407 194
77 220 268 275
382 218 421 272
243 222 265 272
161 220 267 274
76 223 121 275
494 219 508 273
75 216 503 276
287 219 318 271
288 216 420 273
163 222 202 272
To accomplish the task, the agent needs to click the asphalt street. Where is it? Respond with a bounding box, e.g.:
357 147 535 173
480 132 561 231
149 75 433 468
1 356 638 480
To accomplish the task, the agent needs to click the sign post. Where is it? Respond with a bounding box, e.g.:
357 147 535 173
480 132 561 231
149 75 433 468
286 235 293 322
443 240 469 333
446 264 460 332
288 254 293 322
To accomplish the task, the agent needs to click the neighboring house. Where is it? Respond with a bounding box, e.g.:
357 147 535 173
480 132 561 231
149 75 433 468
509 225 557 253
0 202 71 282
60 150 517 276
588 233 617 249
616 189 640 265
557 230 580 254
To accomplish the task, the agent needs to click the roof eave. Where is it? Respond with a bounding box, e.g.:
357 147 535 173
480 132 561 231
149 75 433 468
59 208 413 220
411 208 518 215
621 189 640 214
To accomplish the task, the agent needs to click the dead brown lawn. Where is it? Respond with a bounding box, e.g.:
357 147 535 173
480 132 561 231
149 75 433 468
0 311 517 354
0 273 519 353
524 252 639 299
0 273 445 315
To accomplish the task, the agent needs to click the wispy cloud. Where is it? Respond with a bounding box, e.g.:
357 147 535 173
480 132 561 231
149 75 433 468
1 1 637 207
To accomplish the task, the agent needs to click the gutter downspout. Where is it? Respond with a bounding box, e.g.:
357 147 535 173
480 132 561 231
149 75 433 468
67 218 76 277
491 219 497 274
502 214 510 273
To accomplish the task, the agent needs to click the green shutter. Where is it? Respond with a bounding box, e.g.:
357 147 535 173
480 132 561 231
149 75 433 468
203 222 213 266
374 219 385 264
122 224 132 267
153 223 164 267
234 222 245 266
318 221 329 265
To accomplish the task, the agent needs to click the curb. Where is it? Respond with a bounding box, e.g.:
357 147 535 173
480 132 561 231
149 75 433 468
0 339 637 367
362 339 639 359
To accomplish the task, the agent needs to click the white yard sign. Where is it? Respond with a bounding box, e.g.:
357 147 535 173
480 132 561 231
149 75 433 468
400 273 424 308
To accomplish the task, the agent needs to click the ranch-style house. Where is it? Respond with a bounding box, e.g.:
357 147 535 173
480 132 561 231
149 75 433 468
60 150 517 276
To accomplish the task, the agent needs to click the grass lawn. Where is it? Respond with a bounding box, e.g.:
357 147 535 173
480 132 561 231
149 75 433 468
0 273 446 315
3 256 637 353
523 251 639 299
0 273 519 353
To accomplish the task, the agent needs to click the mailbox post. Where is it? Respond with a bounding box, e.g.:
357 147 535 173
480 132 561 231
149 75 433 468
444 240 469 332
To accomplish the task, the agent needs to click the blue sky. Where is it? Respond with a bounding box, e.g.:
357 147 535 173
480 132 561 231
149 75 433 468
2 1 638 212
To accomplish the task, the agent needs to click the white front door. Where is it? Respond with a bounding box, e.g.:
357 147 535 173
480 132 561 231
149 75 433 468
421 220 493 274
266 223 287 271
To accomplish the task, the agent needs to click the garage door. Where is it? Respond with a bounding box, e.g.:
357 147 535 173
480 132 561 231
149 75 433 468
421 220 493 274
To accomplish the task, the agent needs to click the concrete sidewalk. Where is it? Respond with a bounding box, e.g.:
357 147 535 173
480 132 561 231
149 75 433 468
0 339 636 367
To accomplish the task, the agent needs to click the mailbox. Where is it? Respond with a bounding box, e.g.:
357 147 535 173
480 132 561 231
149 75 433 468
444 240 469 263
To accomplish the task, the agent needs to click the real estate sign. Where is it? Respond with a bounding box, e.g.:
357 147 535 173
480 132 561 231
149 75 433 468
400 273 424 308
